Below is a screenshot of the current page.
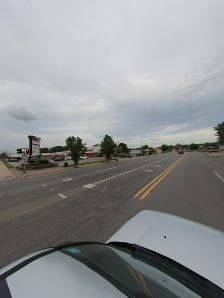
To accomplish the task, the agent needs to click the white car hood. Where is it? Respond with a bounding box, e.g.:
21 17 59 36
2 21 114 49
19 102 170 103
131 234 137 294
107 210 224 289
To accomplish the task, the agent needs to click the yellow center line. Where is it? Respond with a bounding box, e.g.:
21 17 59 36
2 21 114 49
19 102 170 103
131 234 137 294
138 273 153 298
134 157 182 198
140 155 184 200
126 265 147 295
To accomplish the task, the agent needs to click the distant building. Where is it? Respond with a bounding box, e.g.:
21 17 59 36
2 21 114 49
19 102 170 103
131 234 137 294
130 149 142 156
85 146 101 157
154 147 162 154
8 153 22 158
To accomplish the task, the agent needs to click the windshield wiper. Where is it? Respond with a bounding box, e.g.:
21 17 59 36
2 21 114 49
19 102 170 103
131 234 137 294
107 242 224 298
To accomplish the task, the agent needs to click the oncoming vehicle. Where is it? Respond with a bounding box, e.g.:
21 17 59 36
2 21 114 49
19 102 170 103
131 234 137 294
178 149 184 154
79 155 88 160
1 211 223 297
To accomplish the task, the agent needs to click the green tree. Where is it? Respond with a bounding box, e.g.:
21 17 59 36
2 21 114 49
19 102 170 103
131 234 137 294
168 145 174 152
148 146 156 155
161 144 169 152
204 142 211 147
141 148 146 156
65 136 86 167
214 122 224 144
49 146 66 153
40 147 49 153
189 143 199 150
118 142 129 153
100 134 116 162
142 145 149 149
150 146 156 153
0 152 8 160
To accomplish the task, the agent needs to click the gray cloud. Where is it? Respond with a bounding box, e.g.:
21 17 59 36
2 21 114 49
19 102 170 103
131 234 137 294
0 0 224 151
6 105 38 122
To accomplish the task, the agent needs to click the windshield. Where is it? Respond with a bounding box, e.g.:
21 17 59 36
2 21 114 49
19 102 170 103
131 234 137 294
60 242 223 298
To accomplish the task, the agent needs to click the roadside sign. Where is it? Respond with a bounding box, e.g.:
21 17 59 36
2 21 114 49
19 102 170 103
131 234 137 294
22 154 27 160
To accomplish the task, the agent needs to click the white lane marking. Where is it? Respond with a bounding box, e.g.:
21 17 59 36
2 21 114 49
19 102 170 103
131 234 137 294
145 170 152 172
84 184 96 188
97 167 117 173
42 184 47 186
214 171 224 182
62 178 72 181
58 193 67 199
202 159 204 162
50 189 54 191
83 157 168 187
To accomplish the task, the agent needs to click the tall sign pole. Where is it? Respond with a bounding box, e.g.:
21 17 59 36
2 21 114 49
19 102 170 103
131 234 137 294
22 153 27 173
28 135 41 160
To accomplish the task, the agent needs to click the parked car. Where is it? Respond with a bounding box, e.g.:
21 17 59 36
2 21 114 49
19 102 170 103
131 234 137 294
54 156 65 161
64 156 72 160
126 154 132 158
79 155 88 160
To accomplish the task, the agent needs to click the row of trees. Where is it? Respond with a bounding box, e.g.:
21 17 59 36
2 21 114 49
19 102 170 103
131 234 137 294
2 121 223 163
65 134 163 167
40 146 67 153
65 134 117 166
215 122 224 144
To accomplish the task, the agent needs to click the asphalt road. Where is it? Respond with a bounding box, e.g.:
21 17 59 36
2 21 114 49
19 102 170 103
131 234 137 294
0 152 224 268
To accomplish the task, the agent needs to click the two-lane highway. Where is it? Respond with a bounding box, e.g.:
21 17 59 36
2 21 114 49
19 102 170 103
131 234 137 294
0 152 224 268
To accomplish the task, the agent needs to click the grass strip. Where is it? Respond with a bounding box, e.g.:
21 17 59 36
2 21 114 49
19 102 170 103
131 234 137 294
3 162 15 169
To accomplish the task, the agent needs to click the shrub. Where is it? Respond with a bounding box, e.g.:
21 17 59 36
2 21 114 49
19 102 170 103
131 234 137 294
27 160 35 164
38 159 49 164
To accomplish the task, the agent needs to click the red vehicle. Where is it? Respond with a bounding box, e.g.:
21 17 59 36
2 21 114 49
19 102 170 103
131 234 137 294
178 148 184 154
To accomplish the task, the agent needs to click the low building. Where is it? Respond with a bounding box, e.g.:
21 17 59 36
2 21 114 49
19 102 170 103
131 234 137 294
130 149 142 156
154 147 162 154
7 153 22 160
85 146 101 158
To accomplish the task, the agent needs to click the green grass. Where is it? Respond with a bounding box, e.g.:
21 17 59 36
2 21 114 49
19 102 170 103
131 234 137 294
3 161 15 169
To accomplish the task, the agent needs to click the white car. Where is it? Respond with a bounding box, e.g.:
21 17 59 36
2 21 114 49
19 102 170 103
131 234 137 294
0 211 224 297
64 156 72 160
79 155 88 160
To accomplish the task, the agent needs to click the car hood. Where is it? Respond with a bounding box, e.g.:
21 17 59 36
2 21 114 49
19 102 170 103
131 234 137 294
107 210 224 289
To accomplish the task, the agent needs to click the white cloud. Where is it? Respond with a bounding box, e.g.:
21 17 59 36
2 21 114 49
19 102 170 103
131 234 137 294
0 0 223 152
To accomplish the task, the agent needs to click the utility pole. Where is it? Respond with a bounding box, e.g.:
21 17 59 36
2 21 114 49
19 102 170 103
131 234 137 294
17 148 28 174
22 152 27 174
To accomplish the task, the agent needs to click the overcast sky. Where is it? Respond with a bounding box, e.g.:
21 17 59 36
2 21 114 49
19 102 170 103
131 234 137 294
0 0 223 152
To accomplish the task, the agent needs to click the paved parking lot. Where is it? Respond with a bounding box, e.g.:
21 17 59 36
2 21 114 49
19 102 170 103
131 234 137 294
7 157 106 168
